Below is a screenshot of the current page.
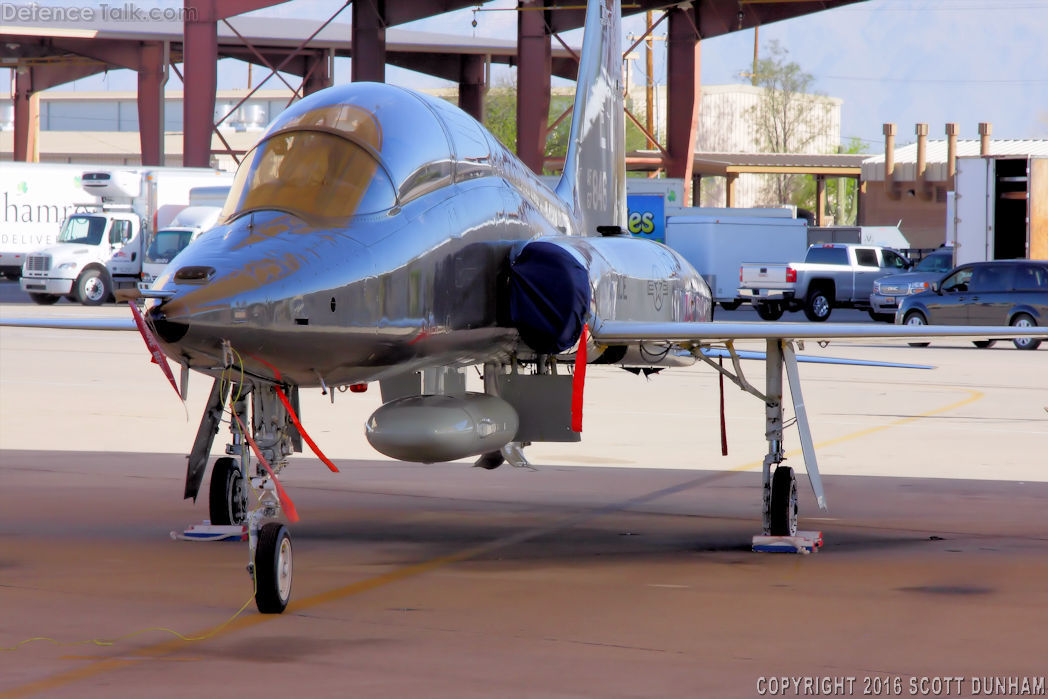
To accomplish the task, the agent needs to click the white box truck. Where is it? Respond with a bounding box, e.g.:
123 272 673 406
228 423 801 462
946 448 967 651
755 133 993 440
664 209 809 310
0 163 101 278
949 155 1048 264
20 168 232 305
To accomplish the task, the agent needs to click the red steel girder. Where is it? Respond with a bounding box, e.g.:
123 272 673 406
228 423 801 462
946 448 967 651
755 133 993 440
458 54 487 122
665 4 700 205
516 0 552 173
353 0 387 83
137 42 169 166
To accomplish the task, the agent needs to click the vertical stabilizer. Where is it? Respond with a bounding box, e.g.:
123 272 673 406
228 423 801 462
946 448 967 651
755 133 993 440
555 0 625 236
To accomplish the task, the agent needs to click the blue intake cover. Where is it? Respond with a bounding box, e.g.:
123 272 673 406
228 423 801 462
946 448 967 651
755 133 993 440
508 241 591 354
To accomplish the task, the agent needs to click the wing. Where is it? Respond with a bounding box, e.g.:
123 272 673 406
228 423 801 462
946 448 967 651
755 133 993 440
591 320 1048 344
0 317 136 331
592 317 1047 515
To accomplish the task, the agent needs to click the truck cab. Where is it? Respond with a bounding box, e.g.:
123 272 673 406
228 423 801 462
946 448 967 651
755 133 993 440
20 211 141 305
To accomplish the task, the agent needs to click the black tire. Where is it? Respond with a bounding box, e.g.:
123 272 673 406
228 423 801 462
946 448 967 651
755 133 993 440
28 292 60 305
803 288 832 322
255 523 292 614
75 268 111 306
209 457 246 526
719 300 742 311
1010 313 1042 351
868 310 895 323
903 310 930 347
972 340 996 349
755 302 784 321
474 451 505 470
769 466 798 537
4 271 20 281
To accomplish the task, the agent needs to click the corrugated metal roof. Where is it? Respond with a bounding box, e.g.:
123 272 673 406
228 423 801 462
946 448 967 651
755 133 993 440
627 150 864 176
864 139 1048 165
693 152 865 171
862 139 1048 182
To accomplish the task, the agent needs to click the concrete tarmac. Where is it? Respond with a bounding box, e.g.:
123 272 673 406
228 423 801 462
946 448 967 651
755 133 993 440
1 299 1047 697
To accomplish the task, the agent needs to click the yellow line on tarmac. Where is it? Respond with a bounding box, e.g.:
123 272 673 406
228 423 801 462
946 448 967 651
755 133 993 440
801 387 984 454
1 387 984 698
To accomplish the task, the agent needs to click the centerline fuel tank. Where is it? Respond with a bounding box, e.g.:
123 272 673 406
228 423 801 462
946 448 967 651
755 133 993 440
365 392 519 463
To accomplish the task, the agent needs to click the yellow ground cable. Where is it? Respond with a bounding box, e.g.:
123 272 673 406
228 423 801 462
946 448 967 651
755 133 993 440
2 351 270 655
1 576 258 653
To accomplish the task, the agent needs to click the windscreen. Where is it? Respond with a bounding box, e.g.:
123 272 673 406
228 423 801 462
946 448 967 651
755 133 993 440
915 253 953 273
146 230 195 264
220 130 397 226
805 247 849 265
58 215 107 245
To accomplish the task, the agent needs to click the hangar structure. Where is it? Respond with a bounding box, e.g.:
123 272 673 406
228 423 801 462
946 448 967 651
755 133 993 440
2 0 861 203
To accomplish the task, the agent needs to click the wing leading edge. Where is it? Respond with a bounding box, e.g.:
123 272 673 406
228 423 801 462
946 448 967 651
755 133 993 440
0 316 137 331
591 319 1048 344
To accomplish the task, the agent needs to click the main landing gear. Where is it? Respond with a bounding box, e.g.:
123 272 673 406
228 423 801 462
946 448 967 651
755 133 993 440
695 339 826 539
194 380 301 614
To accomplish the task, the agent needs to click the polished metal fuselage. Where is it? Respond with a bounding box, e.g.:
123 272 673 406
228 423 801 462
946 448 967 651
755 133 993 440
147 82 710 388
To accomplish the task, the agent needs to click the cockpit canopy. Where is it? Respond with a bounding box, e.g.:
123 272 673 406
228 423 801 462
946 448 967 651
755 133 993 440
220 82 493 226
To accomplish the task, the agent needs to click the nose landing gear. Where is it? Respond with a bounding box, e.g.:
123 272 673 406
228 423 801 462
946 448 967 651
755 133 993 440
205 381 300 614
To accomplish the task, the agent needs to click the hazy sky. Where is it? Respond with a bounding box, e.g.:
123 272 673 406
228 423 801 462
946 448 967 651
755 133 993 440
4 0 1046 151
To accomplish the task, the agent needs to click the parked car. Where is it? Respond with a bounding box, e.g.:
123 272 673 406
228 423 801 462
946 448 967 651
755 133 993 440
869 247 955 322
897 260 1048 349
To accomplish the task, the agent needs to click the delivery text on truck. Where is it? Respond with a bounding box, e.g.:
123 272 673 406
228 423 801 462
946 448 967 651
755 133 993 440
19 168 232 305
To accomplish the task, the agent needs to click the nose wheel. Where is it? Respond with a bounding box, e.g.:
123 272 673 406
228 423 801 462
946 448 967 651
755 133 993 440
254 522 293 614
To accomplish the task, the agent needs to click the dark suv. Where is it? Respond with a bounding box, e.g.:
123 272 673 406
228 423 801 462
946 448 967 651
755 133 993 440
896 260 1047 350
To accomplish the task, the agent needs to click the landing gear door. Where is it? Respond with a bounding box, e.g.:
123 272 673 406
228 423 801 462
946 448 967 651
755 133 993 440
496 373 580 443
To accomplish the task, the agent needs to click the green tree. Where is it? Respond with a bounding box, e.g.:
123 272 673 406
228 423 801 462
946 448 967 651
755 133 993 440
482 78 573 166
791 137 866 225
744 40 833 205
481 77 648 174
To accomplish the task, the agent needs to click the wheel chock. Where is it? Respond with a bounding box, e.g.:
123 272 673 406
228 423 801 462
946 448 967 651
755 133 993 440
752 530 823 554
171 521 248 542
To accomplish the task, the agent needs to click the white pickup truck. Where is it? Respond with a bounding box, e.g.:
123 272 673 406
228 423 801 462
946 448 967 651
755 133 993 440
738 243 912 321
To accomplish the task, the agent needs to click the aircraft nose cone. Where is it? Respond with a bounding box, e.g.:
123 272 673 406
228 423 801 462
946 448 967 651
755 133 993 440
147 306 189 344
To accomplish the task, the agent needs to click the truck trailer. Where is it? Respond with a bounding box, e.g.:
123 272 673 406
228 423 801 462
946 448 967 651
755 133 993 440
0 163 101 278
949 155 1048 265
19 168 232 305
664 208 808 309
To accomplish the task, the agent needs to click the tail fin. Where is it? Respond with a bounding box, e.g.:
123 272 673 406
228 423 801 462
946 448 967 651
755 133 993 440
555 0 625 236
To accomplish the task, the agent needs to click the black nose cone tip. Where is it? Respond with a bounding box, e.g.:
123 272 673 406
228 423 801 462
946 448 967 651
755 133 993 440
147 309 189 344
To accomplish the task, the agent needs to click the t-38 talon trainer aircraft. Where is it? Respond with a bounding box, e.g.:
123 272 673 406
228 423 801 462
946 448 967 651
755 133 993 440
3 0 1045 614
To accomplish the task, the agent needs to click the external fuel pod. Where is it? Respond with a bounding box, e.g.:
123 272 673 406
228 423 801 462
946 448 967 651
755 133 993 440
365 392 519 463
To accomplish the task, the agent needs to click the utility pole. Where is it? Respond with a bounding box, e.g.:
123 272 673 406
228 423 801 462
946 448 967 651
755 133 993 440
645 10 656 148
751 26 759 86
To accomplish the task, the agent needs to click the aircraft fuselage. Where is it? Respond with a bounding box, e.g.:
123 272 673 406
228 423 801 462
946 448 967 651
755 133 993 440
146 82 711 387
